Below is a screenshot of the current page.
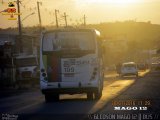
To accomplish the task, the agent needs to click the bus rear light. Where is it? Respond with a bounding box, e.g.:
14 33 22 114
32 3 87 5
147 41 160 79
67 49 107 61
41 69 45 73
42 73 46 77
44 77 48 81
90 68 98 81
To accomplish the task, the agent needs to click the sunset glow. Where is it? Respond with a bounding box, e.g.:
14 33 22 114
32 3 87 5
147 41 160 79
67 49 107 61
84 0 139 4
0 0 160 28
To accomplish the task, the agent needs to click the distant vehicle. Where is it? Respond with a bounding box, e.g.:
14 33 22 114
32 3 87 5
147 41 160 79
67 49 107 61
137 63 147 70
15 54 39 87
121 62 138 77
40 28 104 102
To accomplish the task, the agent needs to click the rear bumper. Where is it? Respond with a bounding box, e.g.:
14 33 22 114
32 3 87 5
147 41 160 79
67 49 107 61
121 73 138 76
41 87 98 94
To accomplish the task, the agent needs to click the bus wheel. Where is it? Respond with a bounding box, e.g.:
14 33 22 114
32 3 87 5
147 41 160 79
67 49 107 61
87 92 94 100
94 89 102 100
53 94 59 101
45 94 51 102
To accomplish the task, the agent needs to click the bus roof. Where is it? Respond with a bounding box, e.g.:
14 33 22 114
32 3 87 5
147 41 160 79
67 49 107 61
43 28 100 36
122 62 136 65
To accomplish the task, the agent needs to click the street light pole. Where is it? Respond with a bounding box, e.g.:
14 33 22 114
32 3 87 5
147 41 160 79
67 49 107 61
37 1 42 32
83 14 86 26
55 9 59 28
63 12 68 27
21 12 35 22
16 0 23 52
17 0 22 36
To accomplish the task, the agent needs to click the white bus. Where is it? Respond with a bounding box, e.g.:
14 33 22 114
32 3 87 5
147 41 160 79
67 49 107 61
40 28 104 102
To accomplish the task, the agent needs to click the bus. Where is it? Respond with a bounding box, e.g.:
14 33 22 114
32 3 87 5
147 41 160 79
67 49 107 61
40 28 104 102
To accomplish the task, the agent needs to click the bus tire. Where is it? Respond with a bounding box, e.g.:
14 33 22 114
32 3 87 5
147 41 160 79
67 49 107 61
45 94 52 102
87 92 94 100
53 94 59 101
94 89 102 100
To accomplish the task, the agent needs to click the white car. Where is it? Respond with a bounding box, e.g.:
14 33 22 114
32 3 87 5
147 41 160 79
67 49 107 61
121 62 138 77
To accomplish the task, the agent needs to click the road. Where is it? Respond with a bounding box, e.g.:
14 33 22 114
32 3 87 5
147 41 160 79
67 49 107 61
0 70 160 120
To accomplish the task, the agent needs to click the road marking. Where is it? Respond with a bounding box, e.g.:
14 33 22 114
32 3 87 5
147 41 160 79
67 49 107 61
139 70 150 76
88 79 135 114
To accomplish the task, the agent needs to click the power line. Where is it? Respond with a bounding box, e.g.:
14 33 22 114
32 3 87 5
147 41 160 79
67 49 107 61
21 12 35 22
10 12 35 27
20 0 33 10
23 0 31 5
20 0 36 13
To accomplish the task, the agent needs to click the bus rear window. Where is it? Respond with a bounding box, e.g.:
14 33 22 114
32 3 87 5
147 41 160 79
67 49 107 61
16 58 37 67
42 32 95 52
123 64 136 68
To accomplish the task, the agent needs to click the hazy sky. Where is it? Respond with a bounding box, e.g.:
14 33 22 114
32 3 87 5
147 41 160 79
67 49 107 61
0 0 160 28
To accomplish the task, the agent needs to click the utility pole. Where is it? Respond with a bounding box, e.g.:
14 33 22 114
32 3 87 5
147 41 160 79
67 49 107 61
16 0 23 52
63 12 68 27
83 14 86 26
55 9 59 28
37 1 42 32
17 0 22 36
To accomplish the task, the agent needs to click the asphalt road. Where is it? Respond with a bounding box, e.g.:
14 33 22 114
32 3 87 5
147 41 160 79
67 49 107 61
0 70 159 120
